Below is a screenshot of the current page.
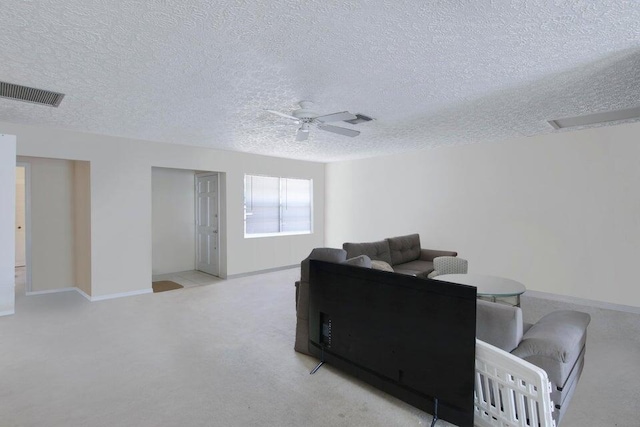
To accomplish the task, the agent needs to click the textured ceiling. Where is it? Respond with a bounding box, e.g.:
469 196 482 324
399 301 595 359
1 1 640 162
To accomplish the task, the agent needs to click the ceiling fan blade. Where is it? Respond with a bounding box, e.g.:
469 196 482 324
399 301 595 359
296 128 309 141
265 109 299 121
317 123 360 137
315 111 358 123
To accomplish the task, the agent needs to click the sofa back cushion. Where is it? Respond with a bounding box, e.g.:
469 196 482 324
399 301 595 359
387 234 422 265
371 260 394 272
342 255 372 268
343 240 392 265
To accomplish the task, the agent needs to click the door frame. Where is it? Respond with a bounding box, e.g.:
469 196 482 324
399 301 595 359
16 161 32 293
194 172 220 276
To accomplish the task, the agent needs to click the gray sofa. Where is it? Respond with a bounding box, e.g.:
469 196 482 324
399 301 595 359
477 299 590 424
294 244 591 424
343 233 457 277
295 234 455 354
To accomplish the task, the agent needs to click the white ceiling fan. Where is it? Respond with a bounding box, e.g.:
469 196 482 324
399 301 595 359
265 101 361 141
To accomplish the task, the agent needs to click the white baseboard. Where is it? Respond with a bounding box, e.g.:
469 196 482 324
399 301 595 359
26 287 90 302
89 288 153 302
74 288 92 301
525 290 640 315
25 286 152 302
226 264 298 279
26 287 78 296
0 309 15 316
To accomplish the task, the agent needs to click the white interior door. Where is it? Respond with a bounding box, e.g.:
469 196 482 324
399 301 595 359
15 167 26 267
196 173 219 276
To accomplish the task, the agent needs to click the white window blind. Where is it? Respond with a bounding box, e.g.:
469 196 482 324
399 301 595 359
244 175 312 237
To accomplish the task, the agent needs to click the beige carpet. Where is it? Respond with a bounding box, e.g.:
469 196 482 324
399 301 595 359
152 280 184 293
3 267 640 427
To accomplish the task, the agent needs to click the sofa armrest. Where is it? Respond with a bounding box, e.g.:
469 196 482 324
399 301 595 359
476 299 523 353
511 310 590 363
419 248 458 262
511 310 590 394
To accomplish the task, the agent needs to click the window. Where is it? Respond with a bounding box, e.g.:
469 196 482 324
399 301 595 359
244 174 312 237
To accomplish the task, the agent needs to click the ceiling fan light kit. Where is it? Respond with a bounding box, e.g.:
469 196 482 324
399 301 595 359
265 101 369 141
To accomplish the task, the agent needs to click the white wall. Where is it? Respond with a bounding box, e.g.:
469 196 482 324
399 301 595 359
152 167 196 275
3 121 325 299
0 134 16 315
326 122 640 308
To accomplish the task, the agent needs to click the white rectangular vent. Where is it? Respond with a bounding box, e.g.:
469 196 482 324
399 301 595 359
549 106 640 129
0 81 65 107
344 114 373 125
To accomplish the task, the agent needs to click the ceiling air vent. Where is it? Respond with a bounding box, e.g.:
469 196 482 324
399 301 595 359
549 106 640 129
0 81 65 107
343 114 374 125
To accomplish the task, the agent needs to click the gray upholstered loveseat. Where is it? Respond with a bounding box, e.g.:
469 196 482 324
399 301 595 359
343 233 457 277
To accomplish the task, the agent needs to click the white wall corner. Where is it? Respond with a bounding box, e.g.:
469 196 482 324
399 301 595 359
74 287 92 301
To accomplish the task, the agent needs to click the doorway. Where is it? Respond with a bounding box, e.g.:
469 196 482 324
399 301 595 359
15 164 29 295
151 168 223 282
15 166 26 267
13 158 91 297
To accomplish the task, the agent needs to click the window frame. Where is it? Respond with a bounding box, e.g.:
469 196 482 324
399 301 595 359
243 174 313 238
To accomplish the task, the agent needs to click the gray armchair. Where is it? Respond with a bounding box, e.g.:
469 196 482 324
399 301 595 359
427 256 468 278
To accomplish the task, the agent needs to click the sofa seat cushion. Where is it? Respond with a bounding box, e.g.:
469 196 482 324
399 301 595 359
512 310 590 391
392 260 434 276
343 240 392 265
387 234 422 265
